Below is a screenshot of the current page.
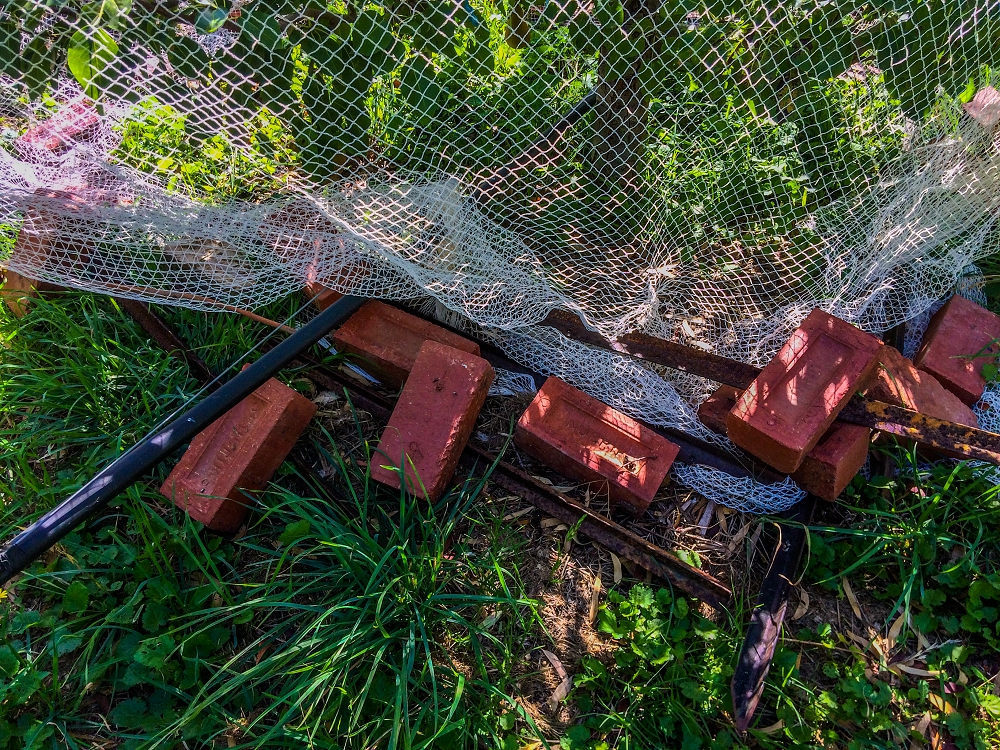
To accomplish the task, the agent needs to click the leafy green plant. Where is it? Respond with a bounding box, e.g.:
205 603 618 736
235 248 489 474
571 585 742 749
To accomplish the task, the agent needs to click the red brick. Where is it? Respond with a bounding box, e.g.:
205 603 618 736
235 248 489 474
334 301 480 389
727 309 882 473
303 280 343 311
160 378 317 532
964 86 1000 129
514 377 680 515
16 100 99 160
700 385 869 499
371 341 494 501
697 385 741 436
790 423 871 501
870 345 978 427
913 295 1000 405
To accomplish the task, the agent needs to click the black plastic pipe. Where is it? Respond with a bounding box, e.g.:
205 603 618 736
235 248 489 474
0 295 366 586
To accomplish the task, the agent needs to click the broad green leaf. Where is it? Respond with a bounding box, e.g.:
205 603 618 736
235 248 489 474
109 697 148 729
81 0 130 30
278 519 311 546
62 581 90 613
67 28 119 100
135 634 176 670
196 7 229 34
168 35 210 80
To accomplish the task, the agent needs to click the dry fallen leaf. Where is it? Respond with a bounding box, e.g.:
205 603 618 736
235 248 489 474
792 589 810 621
759 719 784 734
747 523 763 561
846 630 870 650
928 693 955 714
896 664 942 677
547 677 572 713
503 507 533 521
540 517 563 529
842 577 863 619
715 505 729 534
728 522 751 553
888 611 906 643
697 501 716 536
541 649 572 713
603 554 619 585
914 711 932 737
542 649 568 681
532 475 554 486
588 576 602 624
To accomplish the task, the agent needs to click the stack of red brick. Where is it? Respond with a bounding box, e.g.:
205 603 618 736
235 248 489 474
703 297 997 501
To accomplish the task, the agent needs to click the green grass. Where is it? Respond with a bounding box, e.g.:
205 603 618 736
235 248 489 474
0 290 540 748
4 289 1000 750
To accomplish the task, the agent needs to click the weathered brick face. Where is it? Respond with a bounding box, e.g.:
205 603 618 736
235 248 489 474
727 309 882 473
333 302 480 389
700 384 869 501
160 378 317 533
790 423 871 501
913 295 1000 406
871 344 978 426
515 377 680 515
371 340 495 500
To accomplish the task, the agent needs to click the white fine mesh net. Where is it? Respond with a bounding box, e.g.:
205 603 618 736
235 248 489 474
3 0 1000 511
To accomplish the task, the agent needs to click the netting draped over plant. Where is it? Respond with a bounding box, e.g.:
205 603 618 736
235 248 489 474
2 0 1000 511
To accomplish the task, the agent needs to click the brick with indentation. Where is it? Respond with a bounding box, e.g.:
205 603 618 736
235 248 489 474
871 344 978 426
16 100 98 161
700 384 869 500
913 295 1000 406
790 422 871 501
160 378 317 532
515 377 680 515
727 309 882 473
371 340 494 500
334 301 480 389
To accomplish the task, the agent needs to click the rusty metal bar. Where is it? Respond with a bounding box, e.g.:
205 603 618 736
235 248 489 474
839 398 1000 463
541 309 762 388
539 309 1000 466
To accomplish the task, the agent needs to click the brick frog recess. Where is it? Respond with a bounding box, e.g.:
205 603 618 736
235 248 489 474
334 301 481 389
727 309 882 473
160 377 317 533
515 377 680 515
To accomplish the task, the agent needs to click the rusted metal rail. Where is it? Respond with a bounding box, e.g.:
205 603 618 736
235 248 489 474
539 309 1000 465
731 494 817 731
